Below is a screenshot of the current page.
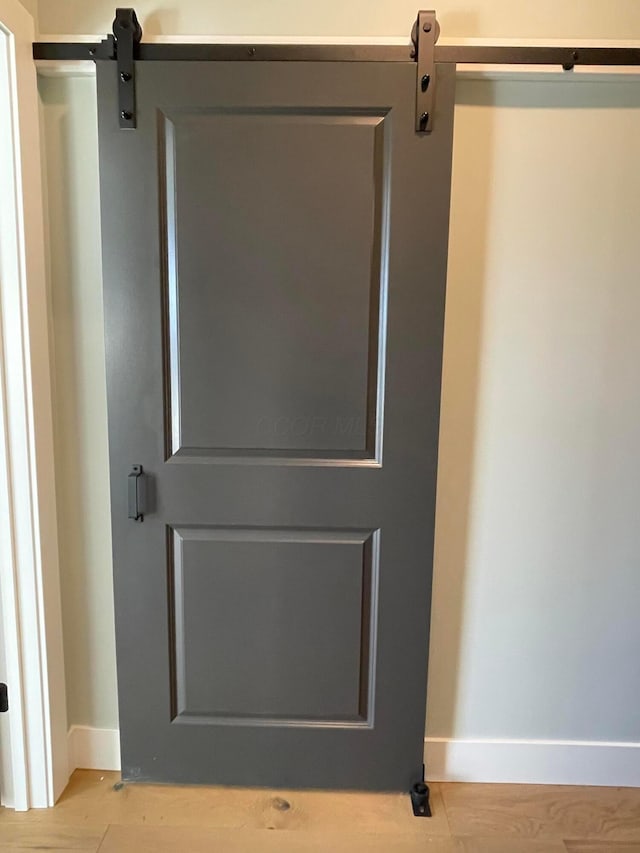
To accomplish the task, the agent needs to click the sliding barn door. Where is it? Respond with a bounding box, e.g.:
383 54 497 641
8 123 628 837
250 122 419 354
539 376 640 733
97 56 455 790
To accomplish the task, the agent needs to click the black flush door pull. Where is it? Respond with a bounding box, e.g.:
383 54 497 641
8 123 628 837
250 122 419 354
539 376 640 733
127 464 146 521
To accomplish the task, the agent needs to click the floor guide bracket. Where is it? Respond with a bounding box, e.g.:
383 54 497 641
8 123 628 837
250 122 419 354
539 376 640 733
410 766 432 817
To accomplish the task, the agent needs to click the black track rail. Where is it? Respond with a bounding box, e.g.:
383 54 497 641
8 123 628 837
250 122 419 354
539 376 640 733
32 40 640 69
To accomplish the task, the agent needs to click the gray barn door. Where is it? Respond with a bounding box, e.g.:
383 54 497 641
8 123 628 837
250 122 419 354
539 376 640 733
97 56 455 791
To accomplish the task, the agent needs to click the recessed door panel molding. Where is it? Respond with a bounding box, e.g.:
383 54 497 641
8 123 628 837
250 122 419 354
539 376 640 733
159 107 391 465
98 57 456 790
168 526 379 727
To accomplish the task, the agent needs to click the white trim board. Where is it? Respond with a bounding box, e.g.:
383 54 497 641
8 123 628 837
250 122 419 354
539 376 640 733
67 727 640 788
35 34 640 80
68 727 121 775
425 737 640 788
0 0 68 811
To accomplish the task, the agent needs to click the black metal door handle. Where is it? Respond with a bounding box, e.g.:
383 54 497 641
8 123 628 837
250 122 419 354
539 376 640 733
128 464 145 521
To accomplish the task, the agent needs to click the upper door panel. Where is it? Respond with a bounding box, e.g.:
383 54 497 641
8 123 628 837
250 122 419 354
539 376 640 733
160 107 390 463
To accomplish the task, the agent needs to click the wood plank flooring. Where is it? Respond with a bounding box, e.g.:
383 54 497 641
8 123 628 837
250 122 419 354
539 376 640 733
0 771 639 851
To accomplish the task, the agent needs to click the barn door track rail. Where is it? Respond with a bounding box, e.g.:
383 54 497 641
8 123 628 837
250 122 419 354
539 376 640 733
33 7 640 133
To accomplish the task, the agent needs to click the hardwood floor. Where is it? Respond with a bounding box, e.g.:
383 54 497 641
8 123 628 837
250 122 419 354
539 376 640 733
0 771 639 851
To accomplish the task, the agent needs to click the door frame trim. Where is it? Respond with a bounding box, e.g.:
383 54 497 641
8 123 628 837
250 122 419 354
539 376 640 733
0 0 68 810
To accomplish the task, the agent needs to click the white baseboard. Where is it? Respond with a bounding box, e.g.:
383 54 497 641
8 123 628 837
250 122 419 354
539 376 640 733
66 727 640 787
425 737 640 787
67 726 121 774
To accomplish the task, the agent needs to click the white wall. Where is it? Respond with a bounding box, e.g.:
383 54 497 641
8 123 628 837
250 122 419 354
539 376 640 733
36 0 640 40
429 79 640 744
37 1 640 777
20 0 36 19
40 75 118 731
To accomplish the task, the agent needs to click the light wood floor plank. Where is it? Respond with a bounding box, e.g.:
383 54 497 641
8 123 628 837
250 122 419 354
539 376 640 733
0 822 105 851
3 770 640 851
441 783 640 842
1 772 449 835
97 825 460 852
564 843 640 852
459 838 567 852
